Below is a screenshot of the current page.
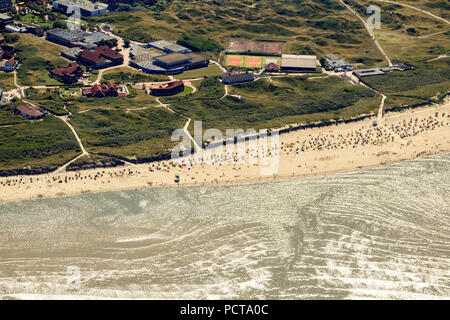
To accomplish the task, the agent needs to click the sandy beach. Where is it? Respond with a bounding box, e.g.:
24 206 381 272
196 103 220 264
1 98 449 203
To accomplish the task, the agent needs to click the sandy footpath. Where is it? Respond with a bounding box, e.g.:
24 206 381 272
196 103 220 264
0 99 449 203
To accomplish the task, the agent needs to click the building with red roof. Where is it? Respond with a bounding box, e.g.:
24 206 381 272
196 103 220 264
265 62 280 73
50 62 83 83
82 83 126 98
150 81 184 96
16 105 48 119
0 57 17 71
79 50 110 69
78 46 123 69
94 45 123 65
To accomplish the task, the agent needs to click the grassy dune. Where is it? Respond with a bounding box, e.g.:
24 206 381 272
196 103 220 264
163 76 380 133
362 57 450 109
0 115 80 170
69 107 187 160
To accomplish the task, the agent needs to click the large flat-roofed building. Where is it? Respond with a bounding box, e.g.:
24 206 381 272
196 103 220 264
61 47 83 60
148 40 192 54
0 13 13 27
130 51 209 75
47 28 89 47
153 53 192 69
47 28 112 49
52 0 108 17
280 54 317 73
220 71 255 84
227 39 283 56
323 53 353 72
187 53 210 70
353 68 386 78
84 32 114 45
130 45 160 59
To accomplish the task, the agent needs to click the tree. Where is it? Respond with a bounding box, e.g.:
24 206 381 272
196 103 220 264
53 20 67 29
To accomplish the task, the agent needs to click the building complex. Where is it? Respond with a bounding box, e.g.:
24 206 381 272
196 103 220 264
47 28 114 49
52 0 108 17
130 45 209 75
323 54 353 72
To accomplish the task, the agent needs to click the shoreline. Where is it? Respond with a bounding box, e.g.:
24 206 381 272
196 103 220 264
0 150 447 205
0 99 449 204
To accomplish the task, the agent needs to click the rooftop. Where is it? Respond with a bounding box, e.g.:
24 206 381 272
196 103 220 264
149 40 191 53
324 53 340 61
353 68 386 77
281 54 317 69
152 80 184 90
80 50 107 63
52 62 80 77
47 28 88 40
84 32 114 44
17 105 44 117
62 47 83 56
189 53 209 64
0 14 12 21
53 0 108 11
95 45 123 60
221 71 255 81
155 53 191 65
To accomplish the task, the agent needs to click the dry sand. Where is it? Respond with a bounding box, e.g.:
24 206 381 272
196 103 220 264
1 99 449 203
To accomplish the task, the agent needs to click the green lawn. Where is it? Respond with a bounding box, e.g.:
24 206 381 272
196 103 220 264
101 67 170 83
15 34 70 86
175 64 223 80
0 72 16 91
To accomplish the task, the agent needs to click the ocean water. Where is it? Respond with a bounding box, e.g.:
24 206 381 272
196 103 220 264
0 153 449 299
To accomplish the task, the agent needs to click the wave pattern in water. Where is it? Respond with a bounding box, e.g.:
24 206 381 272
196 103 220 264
0 153 449 299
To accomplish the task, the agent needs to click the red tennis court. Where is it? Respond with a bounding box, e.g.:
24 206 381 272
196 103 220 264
247 57 261 67
228 56 242 66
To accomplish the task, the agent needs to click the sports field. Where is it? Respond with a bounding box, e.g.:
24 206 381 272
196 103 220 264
225 54 281 68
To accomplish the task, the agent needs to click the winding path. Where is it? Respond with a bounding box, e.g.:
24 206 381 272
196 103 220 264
155 98 202 152
373 0 449 25
339 0 393 66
